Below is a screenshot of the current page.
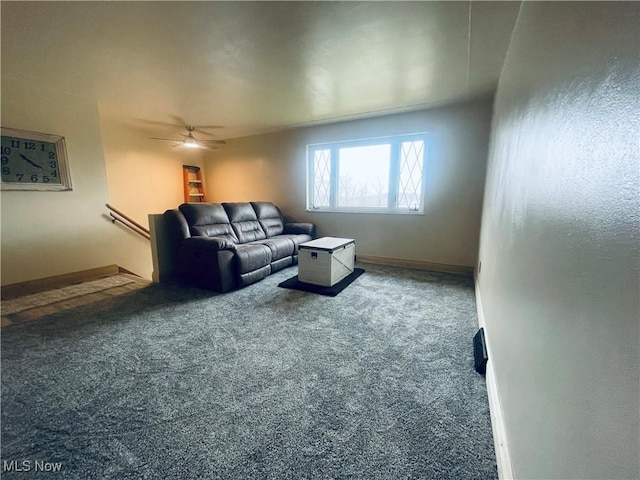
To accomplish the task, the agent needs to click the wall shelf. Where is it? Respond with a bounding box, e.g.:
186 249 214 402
183 165 206 202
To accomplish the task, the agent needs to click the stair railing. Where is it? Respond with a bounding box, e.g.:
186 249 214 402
105 204 150 240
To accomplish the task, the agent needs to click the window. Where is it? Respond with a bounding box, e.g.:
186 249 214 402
307 133 427 214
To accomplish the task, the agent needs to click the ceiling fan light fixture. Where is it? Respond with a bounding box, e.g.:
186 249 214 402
150 124 224 151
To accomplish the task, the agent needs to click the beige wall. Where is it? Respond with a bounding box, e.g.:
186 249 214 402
0 89 492 282
478 2 639 478
204 97 493 268
0 81 198 284
99 105 207 279
1 77 121 285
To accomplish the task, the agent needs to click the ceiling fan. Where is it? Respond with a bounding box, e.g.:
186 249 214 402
150 125 226 151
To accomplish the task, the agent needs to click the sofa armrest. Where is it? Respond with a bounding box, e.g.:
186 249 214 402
284 222 316 237
182 236 237 252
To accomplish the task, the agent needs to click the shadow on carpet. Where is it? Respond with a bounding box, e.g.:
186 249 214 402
277 267 365 296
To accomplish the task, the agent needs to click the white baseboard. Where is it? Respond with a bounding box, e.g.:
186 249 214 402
357 254 474 275
474 279 514 480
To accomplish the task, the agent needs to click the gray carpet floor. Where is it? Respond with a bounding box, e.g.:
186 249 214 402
1 263 497 479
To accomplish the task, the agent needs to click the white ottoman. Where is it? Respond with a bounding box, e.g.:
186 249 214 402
298 237 355 287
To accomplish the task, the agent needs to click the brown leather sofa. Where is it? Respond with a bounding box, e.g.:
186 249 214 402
163 201 316 292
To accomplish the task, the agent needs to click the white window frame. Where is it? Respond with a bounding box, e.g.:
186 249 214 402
306 133 428 214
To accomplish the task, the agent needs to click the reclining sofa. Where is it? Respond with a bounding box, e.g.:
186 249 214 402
163 202 316 292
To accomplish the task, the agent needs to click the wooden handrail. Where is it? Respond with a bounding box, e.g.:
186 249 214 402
109 213 150 239
106 204 150 240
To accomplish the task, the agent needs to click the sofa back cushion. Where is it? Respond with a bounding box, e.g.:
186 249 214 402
164 209 191 242
179 203 238 242
223 202 267 243
251 202 284 237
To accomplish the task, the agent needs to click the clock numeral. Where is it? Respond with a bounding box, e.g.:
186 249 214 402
1 147 10 155
15 174 23 182
30 174 39 182
2 167 9 176
49 160 57 168
24 142 36 150
49 152 56 160
10 140 20 148
42 175 50 183
51 170 58 177
1 156 8 165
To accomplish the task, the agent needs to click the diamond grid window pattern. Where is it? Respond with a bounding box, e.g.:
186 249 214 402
307 133 427 214
312 149 331 208
398 141 424 210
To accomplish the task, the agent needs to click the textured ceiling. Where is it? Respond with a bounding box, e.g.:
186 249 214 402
2 1 520 139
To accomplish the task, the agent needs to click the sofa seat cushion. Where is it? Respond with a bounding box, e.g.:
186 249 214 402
223 202 267 243
250 237 295 261
270 233 313 254
235 244 272 274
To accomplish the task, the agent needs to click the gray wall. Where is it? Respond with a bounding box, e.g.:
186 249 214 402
205 96 493 268
478 2 639 479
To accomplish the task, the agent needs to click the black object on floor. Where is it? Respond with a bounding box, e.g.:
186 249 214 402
473 327 488 374
278 267 365 296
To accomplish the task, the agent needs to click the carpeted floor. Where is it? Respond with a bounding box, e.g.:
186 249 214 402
1 263 497 479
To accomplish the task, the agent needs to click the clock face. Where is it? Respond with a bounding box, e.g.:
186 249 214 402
1 136 61 185
0 128 72 191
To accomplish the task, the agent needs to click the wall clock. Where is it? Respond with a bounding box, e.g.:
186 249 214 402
1 127 72 191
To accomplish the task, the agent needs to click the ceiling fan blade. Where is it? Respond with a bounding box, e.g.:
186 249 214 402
203 145 219 151
150 137 182 141
138 119 182 128
169 115 189 128
139 116 224 132
192 126 224 135
177 133 226 144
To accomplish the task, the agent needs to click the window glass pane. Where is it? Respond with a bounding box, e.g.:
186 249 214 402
312 149 331 208
337 144 390 208
397 140 424 210
307 134 426 213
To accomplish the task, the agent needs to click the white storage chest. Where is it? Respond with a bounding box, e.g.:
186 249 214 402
298 237 355 287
